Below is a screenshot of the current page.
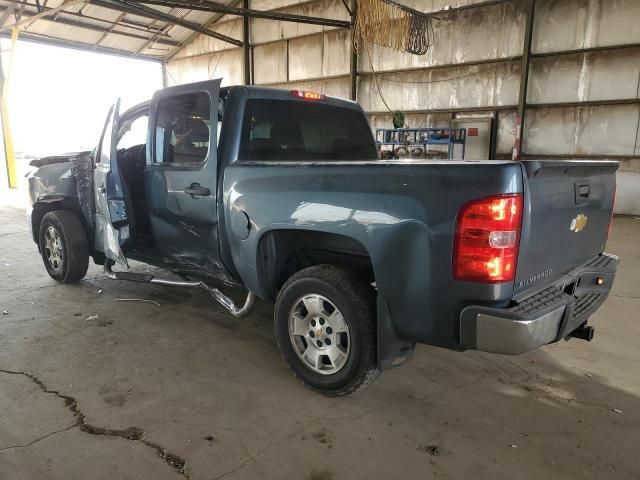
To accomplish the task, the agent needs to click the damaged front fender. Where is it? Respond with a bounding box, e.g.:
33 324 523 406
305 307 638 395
27 152 94 244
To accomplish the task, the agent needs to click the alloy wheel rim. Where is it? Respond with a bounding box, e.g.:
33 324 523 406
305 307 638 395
44 226 63 271
288 294 350 375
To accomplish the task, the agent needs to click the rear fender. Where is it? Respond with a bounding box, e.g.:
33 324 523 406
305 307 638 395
253 226 416 371
223 161 524 351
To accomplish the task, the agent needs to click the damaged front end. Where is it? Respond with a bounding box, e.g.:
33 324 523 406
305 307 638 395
27 151 95 245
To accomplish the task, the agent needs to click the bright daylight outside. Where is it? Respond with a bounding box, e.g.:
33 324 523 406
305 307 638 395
0 39 161 205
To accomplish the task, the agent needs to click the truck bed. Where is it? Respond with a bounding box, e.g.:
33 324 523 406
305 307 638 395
222 158 617 352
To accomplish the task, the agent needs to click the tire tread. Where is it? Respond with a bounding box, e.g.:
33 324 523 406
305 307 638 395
39 210 89 283
275 265 380 396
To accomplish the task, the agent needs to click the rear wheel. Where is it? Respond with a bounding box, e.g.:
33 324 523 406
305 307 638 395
274 265 380 396
38 210 89 283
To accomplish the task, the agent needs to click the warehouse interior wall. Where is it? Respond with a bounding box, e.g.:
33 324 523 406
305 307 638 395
165 0 640 215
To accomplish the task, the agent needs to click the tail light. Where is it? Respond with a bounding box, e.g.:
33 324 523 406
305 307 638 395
453 193 524 283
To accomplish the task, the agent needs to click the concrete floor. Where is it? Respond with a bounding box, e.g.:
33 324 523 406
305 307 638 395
0 205 638 480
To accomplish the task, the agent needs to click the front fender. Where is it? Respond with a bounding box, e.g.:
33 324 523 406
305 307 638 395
27 152 95 243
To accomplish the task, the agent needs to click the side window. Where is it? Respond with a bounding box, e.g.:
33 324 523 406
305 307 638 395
154 92 211 165
117 114 148 150
97 106 115 164
251 122 273 140
217 96 224 145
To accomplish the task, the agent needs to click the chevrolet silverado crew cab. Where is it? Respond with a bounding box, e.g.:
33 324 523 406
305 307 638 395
27 80 618 396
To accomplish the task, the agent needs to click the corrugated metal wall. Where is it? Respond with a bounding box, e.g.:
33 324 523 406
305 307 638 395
166 0 640 214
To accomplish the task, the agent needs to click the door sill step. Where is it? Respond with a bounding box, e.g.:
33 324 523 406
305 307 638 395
104 260 255 318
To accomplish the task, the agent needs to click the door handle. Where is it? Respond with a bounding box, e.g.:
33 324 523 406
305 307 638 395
578 184 590 197
575 182 590 205
184 183 210 196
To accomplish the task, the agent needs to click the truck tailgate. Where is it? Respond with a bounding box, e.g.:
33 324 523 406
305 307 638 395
514 160 617 296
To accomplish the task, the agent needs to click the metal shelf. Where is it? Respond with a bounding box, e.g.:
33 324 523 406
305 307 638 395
375 128 467 160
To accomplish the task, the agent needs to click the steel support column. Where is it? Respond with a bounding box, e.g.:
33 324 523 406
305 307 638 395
0 28 18 188
161 59 168 87
489 113 499 160
513 0 535 160
349 0 357 101
243 0 251 85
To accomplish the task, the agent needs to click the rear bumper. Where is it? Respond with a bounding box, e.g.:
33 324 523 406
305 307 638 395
460 253 618 355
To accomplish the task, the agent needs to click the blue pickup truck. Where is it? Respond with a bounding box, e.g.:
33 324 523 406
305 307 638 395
27 80 618 396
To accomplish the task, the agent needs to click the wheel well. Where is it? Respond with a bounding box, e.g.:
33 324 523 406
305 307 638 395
31 202 64 244
256 229 374 300
31 202 91 249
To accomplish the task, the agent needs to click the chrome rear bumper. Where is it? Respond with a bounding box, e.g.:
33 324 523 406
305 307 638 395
461 306 565 355
459 253 618 355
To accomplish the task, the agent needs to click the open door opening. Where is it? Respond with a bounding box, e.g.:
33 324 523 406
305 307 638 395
114 105 153 250
94 99 129 267
97 80 231 284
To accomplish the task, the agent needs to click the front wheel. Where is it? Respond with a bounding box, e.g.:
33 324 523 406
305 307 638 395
38 210 89 283
274 265 380 396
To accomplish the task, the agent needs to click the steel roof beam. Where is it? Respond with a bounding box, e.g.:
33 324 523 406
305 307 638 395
0 6 16 26
2 0 172 37
92 0 243 46
165 0 241 61
0 29 162 60
94 11 125 47
137 0 352 28
0 4 180 45
133 2 183 57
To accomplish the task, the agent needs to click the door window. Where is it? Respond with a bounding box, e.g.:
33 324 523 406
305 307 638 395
117 114 148 150
97 105 115 164
154 92 211 165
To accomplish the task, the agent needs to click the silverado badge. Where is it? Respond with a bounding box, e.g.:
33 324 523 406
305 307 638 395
570 214 588 233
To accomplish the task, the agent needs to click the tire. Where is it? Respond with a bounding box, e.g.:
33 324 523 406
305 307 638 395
38 210 89 283
274 265 380 396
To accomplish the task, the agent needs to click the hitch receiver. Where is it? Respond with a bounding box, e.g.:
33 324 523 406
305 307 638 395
567 325 595 342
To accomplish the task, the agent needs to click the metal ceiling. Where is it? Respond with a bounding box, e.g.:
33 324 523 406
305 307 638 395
0 0 350 61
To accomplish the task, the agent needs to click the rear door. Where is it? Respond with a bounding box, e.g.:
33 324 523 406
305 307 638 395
144 79 229 277
94 99 129 267
514 160 617 296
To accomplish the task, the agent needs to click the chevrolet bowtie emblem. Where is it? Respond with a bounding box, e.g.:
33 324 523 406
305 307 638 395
570 214 588 233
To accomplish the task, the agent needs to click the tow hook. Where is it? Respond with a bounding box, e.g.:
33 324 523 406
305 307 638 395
567 325 595 342
104 260 255 318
